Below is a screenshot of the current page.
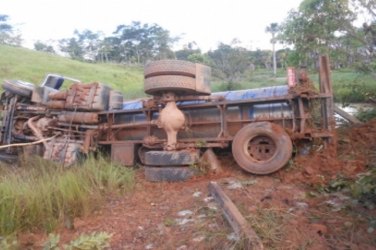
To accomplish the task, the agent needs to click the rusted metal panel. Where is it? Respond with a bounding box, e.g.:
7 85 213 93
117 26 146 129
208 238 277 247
111 142 136 166
47 100 65 109
43 140 82 166
57 111 99 124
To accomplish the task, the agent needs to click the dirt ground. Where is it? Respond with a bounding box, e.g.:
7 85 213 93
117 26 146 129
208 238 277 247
19 120 376 250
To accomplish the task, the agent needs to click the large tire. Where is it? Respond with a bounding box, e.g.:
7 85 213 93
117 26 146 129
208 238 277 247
143 60 211 96
144 150 199 166
144 60 196 78
3 80 35 97
144 166 195 182
144 75 197 95
232 122 292 174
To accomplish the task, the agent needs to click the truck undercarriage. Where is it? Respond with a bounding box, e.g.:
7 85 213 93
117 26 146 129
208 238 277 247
0 56 335 180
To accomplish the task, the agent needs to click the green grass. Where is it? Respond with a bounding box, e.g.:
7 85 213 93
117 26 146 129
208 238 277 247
331 70 376 103
0 155 134 236
307 69 376 103
211 68 287 92
0 45 144 99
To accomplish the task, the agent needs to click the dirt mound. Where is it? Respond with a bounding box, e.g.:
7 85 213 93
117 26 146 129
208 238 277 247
280 119 376 186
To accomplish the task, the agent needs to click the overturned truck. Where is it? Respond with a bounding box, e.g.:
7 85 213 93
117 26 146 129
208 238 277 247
0 56 334 180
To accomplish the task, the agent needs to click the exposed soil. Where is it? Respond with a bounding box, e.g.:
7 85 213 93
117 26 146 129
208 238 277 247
19 120 376 249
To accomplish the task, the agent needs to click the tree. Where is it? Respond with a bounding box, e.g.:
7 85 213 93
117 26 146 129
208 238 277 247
266 23 279 76
59 29 102 61
207 41 251 90
112 21 177 64
250 49 273 69
278 0 355 67
59 37 84 60
34 41 55 53
75 30 101 61
0 14 22 46
175 42 201 60
348 0 376 72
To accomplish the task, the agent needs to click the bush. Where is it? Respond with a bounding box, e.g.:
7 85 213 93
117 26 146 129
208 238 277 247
356 108 376 122
351 169 376 205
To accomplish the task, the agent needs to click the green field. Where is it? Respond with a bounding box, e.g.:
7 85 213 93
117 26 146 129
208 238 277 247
0 45 144 99
1 45 375 102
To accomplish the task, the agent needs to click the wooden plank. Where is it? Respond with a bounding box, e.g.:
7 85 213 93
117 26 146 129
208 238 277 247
334 105 362 124
208 181 264 250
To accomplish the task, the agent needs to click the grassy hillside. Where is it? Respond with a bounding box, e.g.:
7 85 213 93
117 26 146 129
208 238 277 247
0 45 144 99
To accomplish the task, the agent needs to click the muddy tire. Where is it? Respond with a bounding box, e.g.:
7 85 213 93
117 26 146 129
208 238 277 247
144 60 211 96
144 75 197 95
109 90 124 110
144 166 195 182
232 122 292 174
3 80 35 97
144 150 199 166
144 60 196 78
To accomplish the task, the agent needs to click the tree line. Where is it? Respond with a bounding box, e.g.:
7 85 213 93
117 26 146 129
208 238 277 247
1 0 375 83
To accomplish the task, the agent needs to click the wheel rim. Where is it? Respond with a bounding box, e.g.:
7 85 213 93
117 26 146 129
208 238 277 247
246 135 276 162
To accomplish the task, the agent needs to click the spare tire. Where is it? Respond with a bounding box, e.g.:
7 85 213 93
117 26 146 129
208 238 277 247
3 80 35 97
144 60 196 78
144 75 198 95
232 122 292 174
144 60 211 96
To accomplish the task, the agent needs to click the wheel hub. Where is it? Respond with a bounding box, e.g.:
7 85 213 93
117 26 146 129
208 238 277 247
247 135 276 161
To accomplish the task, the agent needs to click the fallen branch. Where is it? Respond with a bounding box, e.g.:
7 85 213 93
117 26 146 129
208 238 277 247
0 134 58 149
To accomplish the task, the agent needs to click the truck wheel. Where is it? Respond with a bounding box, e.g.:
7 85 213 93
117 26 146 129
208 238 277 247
144 60 211 96
3 80 35 97
144 75 197 95
232 122 292 174
144 166 195 182
144 150 199 166
144 60 196 78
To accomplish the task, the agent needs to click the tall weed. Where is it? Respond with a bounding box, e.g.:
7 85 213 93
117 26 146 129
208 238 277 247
0 155 134 235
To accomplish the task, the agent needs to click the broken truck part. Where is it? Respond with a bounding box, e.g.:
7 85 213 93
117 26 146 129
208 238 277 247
0 57 335 178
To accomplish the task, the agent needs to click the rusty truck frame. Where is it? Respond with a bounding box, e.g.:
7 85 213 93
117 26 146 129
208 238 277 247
0 56 334 180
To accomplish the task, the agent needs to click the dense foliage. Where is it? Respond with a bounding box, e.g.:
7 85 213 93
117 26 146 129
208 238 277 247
278 0 376 73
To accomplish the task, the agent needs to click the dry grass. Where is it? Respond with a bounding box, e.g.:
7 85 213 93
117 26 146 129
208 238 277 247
245 207 290 249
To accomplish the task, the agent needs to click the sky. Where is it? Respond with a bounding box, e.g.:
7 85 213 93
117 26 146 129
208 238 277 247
1 0 302 52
